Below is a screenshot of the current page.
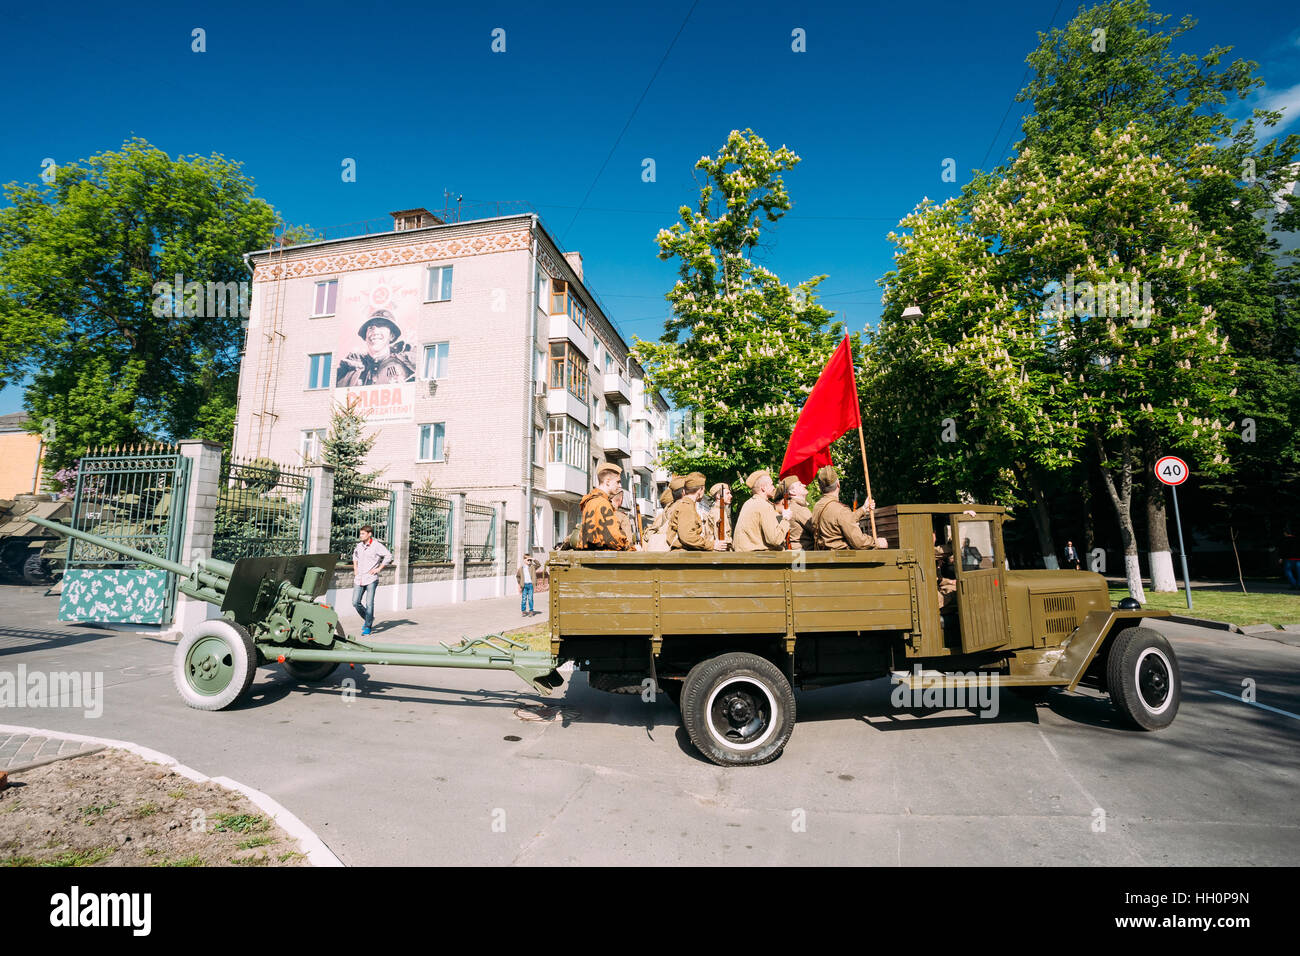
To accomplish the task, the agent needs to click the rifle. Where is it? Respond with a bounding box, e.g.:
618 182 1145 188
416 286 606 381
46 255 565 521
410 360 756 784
631 499 644 549
717 499 727 543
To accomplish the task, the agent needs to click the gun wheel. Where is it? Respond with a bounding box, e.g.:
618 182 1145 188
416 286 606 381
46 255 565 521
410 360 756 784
283 660 340 683
174 620 257 711
681 652 795 766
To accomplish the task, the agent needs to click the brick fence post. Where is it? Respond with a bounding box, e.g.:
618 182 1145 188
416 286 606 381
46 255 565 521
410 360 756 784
173 439 224 640
305 464 334 554
451 492 467 603
389 480 412 611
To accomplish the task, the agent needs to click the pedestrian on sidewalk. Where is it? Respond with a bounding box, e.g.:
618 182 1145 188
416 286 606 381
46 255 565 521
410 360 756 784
517 552 540 616
1282 530 1300 589
352 524 392 636
1064 540 1080 570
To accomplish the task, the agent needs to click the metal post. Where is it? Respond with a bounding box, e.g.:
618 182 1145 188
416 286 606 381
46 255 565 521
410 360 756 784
1171 483 1193 611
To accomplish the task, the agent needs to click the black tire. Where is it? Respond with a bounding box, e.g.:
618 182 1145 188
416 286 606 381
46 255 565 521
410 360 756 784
173 620 258 711
587 672 648 695
21 552 51 586
1105 626 1180 730
283 660 340 684
680 652 795 767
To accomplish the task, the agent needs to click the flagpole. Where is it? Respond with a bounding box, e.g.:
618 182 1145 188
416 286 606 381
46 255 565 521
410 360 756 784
845 335 877 543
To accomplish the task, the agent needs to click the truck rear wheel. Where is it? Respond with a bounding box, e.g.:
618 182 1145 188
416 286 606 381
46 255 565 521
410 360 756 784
681 652 795 767
1106 626 1180 730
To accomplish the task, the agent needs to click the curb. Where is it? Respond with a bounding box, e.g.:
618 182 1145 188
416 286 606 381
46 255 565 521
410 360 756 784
1163 615 1244 633
0 723 343 867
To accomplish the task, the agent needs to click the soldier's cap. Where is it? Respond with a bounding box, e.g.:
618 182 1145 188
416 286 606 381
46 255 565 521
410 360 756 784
659 487 672 506
668 474 686 492
684 473 705 492
816 465 839 491
596 462 622 481
708 482 729 498
745 469 771 491
359 310 401 341
776 475 801 498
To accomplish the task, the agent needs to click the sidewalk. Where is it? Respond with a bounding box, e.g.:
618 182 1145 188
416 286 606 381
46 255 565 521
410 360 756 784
334 592 549 644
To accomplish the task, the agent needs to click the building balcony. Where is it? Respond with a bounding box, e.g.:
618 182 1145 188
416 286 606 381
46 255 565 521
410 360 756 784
635 497 656 519
603 372 631 405
652 466 669 483
600 429 631 459
630 447 655 473
545 462 588 498
549 312 589 356
546 387 589 427
629 400 651 422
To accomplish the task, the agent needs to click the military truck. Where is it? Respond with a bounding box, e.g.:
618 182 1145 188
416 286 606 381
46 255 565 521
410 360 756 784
547 504 1180 766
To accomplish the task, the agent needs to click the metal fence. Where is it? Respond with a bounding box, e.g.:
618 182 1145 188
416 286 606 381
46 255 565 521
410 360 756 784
212 455 312 562
61 444 191 624
463 501 497 564
331 480 395 561
410 491 453 564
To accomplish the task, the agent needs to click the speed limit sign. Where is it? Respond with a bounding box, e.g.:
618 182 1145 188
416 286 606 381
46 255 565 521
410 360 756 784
1154 455 1189 486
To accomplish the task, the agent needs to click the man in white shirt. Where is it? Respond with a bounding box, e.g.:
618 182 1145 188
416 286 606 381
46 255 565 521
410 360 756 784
352 524 392 636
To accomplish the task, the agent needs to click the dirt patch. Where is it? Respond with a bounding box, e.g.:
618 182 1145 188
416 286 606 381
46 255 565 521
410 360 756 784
0 749 309 867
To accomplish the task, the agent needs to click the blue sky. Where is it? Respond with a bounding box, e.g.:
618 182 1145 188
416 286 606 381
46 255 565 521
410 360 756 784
2 0 1298 417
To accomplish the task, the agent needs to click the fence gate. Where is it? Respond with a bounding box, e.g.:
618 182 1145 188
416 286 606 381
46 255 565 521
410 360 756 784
59 445 191 625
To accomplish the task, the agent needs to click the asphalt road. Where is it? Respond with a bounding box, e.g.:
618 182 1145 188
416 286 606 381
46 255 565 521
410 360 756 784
1 585 1296 865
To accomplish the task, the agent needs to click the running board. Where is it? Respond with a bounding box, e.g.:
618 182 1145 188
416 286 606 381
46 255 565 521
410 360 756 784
893 671 1068 690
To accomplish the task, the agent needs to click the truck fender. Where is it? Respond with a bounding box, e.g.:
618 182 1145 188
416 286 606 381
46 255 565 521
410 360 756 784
1050 609 1171 691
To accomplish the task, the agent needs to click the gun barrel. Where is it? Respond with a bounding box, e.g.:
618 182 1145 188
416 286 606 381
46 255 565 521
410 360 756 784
28 515 196 578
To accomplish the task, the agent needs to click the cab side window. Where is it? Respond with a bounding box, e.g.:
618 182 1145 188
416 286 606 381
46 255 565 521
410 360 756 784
956 520 995 571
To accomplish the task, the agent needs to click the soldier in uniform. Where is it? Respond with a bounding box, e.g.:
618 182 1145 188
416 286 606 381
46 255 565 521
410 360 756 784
810 465 886 550
646 486 673 535
576 462 633 551
667 473 726 551
335 310 416 386
935 529 957 610
733 470 791 552
610 487 641 550
703 482 734 548
778 475 815 551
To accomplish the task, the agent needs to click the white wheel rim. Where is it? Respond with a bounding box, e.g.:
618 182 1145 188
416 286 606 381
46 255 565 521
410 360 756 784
1134 647 1173 715
705 676 778 752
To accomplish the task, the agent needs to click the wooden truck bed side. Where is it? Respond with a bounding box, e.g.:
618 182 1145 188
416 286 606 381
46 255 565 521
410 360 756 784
547 549 921 656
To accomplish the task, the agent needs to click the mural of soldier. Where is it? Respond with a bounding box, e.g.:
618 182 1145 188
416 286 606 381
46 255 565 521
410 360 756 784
335 309 416 387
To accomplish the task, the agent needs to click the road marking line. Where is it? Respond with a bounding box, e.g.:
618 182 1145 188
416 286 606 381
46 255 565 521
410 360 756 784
1209 690 1300 720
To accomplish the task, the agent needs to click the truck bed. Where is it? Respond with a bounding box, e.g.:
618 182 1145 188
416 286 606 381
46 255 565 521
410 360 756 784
546 549 920 647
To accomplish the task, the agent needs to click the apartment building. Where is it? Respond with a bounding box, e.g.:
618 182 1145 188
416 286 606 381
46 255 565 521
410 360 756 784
235 209 670 558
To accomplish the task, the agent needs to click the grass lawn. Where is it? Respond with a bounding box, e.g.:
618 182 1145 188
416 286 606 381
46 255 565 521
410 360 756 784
499 619 551 652
1108 585 1300 627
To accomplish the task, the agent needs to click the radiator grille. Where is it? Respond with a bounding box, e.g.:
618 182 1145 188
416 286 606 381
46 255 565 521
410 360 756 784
1043 595 1076 614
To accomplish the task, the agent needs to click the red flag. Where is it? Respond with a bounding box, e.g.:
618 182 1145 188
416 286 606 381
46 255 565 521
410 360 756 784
779 336 861 484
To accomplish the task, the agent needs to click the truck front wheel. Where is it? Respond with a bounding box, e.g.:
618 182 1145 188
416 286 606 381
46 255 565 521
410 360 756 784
681 652 795 766
1106 626 1181 730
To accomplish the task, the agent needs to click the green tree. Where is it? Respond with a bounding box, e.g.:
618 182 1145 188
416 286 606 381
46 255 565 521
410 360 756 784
0 138 313 469
632 130 849 491
323 399 388 556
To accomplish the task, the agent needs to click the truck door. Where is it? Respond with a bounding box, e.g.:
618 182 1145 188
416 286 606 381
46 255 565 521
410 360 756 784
953 516 1009 652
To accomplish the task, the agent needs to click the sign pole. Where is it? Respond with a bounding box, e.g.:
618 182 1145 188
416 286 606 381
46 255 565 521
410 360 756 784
1170 482 1193 611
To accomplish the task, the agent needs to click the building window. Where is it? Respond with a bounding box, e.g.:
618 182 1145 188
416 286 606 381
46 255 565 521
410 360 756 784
418 423 446 462
300 428 326 463
534 426 544 464
306 352 332 390
312 280 338 317
553 510 567 543
422 342 450 379
532 504 544 549
426 265 454 302
549 342 588 402
536 271 549 312
549 279 587 331
547 415 589 470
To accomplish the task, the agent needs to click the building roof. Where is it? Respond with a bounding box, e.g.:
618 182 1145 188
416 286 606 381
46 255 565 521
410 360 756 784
0 413 31 434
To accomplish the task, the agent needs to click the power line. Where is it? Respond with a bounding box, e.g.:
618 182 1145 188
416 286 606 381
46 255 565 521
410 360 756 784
560 0 701 242
978 0 1066 172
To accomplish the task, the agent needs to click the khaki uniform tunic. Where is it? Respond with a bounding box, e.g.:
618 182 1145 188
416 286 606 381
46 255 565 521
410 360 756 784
732 496 791 552
666 497 711 551
811 490 877 550
787 501 814 550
